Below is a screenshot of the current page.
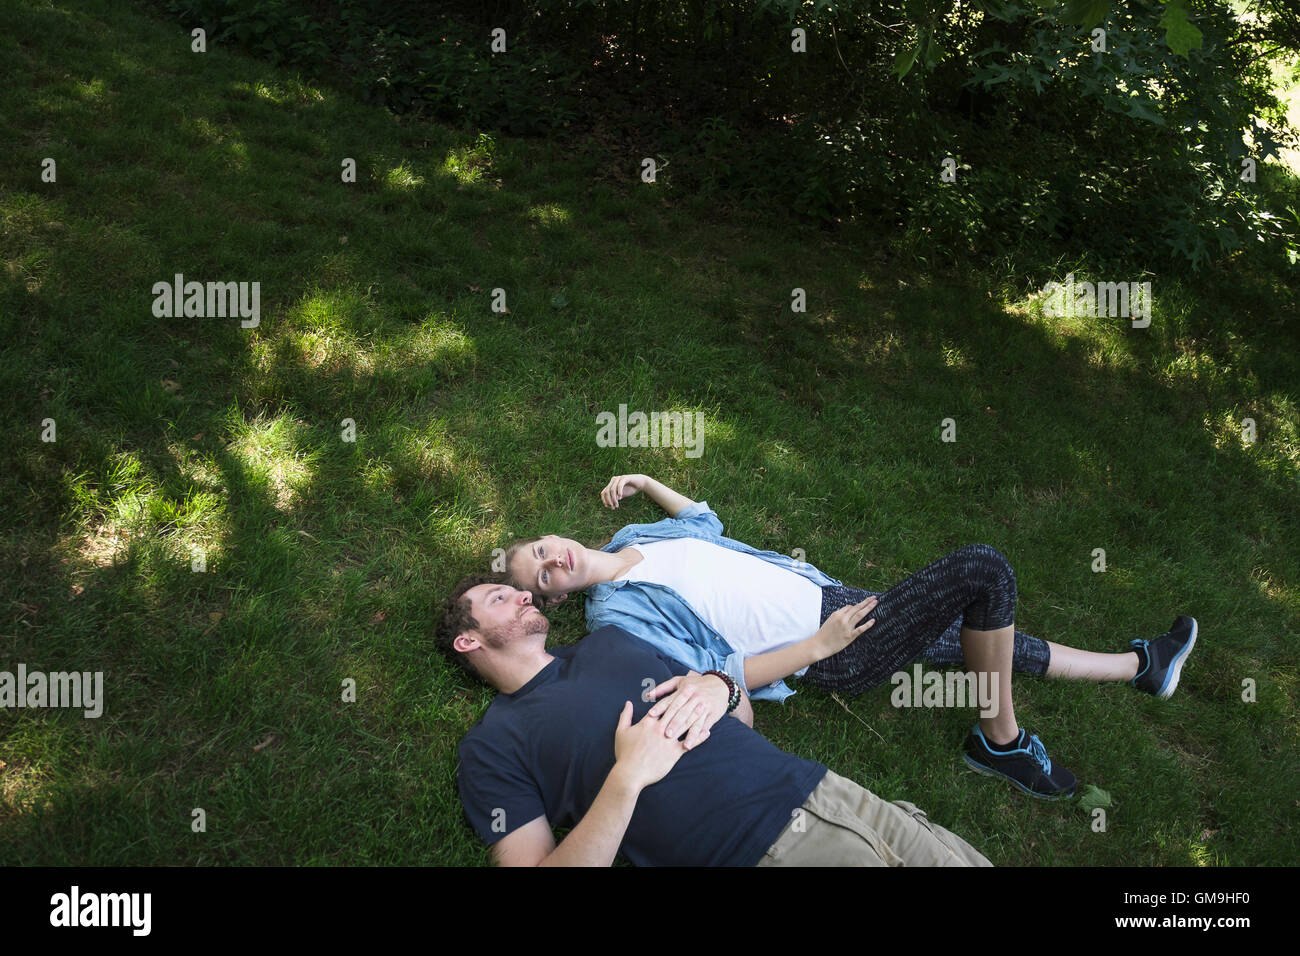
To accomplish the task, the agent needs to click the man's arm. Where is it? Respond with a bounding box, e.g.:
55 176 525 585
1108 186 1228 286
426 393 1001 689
491 701 700 867
494 763 643 867
601 474 695 518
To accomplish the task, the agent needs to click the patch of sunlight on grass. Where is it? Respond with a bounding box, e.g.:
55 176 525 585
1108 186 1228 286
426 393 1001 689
941 343 970 369
253 78 325 106
704 414 737 450
104 450 158 526
376 319 475 372
73 77 108 102
227 413 320 511
275 319 474 380
1261 393 1300 466
764 440 795 461
442 140 494 185
1161 350 1231 390
384 162 425 190
527 202 572 226
361 458 395 495
1203 409 1257 452
291 328 375 376
1025 290 1093 340
165 444 232 560
868 326 906 361
1248 564 1289 605
1022 277 1152 373
392 428 456 479
291 287 371 331
1 757 52 816
73 520 133 569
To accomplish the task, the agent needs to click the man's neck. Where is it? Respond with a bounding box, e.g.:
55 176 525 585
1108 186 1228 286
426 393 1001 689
494 647 558 695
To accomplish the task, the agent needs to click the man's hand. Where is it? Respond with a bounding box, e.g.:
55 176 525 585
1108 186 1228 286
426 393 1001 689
813 596 878 659
601 474 648 509
612 700 699 790
646 671 730 746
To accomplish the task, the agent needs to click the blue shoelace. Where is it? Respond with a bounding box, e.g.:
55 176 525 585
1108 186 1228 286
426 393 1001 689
1026 734 1052 774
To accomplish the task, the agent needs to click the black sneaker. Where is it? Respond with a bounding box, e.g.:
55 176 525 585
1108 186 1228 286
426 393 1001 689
1130 616 1198 700
962 726 1077 800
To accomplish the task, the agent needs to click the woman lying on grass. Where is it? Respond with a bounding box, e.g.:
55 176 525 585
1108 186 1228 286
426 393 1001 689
503 474 1198 800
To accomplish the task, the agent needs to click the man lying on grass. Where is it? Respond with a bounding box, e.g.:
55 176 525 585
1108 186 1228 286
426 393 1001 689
503 474 1200 801
437 576 991 867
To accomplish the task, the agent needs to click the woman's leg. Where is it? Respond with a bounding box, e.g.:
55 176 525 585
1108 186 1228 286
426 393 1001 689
918 620 1141 683
916 619 1050 676
806 543 1077 796
806 544 1024 705
1044 643 1140 682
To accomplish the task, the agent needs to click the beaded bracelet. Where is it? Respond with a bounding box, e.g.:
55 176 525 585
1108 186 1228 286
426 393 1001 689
702 670 742 713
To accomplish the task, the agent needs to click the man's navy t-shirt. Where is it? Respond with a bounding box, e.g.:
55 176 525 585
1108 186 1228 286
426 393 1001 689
457 626 827 866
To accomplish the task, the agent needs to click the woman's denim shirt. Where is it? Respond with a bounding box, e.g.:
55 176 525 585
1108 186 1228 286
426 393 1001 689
584 501 841 702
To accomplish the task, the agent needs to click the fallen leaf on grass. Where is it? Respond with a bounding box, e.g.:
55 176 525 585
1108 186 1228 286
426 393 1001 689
252 734 276 752
1077 785 1112 813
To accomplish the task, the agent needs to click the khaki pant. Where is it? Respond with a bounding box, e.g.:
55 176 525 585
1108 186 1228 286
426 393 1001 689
758 770 992 867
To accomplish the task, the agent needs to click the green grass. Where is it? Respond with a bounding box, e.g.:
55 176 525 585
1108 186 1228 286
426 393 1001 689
1 0 1297 866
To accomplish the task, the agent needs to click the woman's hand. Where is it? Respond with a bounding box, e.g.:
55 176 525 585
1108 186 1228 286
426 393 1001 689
645 672 729 743
812 596 879 660
601 474 649 509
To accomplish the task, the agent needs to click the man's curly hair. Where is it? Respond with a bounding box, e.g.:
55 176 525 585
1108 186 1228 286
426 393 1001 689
435 573 503 681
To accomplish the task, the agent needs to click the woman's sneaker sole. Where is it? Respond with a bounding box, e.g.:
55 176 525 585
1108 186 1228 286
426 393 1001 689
961 753 1075 800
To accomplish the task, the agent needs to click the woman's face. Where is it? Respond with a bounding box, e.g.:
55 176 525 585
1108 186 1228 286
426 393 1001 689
509 534 588 601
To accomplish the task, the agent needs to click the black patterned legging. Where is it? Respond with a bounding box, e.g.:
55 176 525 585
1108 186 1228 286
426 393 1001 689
803 544 1050 696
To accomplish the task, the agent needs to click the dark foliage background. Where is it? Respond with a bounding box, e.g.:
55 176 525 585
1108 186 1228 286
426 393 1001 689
145 0 1300 273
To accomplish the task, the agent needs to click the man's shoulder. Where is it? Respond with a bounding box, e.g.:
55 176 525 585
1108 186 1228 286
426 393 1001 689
576 625 664 660
583 624 637 645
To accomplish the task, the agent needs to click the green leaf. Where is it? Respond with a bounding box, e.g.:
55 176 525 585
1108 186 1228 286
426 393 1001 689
1160 0 1203 57
1124 97 1166 126
893 43 921 81
1063 0 1109 26
1077 785 1112 812
550 290 569 310
922 36 947 70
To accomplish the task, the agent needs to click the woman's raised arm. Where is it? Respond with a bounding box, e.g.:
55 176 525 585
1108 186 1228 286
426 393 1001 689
600 474 696 518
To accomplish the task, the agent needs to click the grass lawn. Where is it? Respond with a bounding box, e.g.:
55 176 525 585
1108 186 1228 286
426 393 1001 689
1 0 1297 866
